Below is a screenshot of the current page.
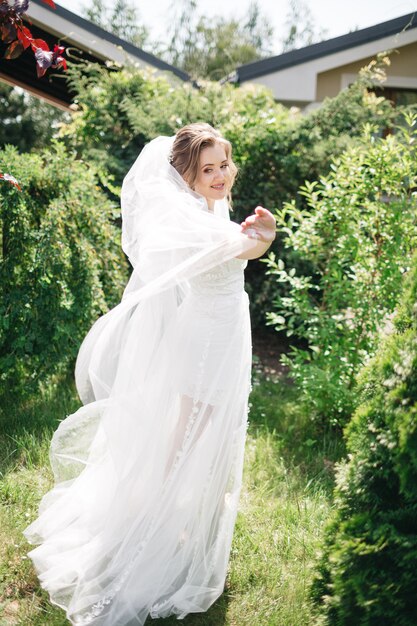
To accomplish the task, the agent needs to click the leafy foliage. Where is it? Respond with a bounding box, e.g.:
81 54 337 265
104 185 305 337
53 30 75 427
311 254 417 625
162 0 274 80
60 60 291 198
226 59 396 326
0 82 69 153
264 111 417 426
81 0 149 48
0 142 128 400
60 57 397 327
281 0 328 52
81 0 273 80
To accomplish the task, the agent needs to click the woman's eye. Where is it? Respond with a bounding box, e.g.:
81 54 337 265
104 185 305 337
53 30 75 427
203 164 228 174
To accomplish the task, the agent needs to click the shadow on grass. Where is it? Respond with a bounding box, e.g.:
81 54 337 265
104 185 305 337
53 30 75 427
0 360 346 496
1 356 344 626
0 370 81 476
144 592 229 626
0 373 232 626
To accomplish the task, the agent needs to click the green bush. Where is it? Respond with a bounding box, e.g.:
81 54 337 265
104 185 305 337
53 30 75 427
60 57 397 327
265 112 417 427
311 253 417 626
61 61 291 195
0 142 128 401
62 56 395 204
0 83 69 154
226 77 395 326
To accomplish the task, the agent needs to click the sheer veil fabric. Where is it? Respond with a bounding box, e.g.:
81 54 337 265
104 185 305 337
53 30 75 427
23 136 258 625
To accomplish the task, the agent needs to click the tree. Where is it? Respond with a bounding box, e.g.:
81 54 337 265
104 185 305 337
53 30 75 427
163 0 274 80
0 82 69 153
81 0 149 48
82 0 273 80
281 0 327 52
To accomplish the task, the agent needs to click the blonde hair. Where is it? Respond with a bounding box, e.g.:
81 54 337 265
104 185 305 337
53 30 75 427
170 122 238 205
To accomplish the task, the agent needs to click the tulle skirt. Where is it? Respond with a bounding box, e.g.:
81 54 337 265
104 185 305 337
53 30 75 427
23 288 252 625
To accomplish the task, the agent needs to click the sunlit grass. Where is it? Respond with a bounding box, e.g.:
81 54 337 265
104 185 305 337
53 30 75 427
0 366 344 626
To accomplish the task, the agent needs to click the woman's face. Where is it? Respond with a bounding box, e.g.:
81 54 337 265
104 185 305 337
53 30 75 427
193 143 231 209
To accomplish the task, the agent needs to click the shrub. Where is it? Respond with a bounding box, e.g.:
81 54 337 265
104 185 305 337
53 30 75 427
0 83 69 154
0 142 128 401
265 112 417 427
60 57 397 327
62 56 395 205
311 253 417 625
227 72 395 326
61 61 291 194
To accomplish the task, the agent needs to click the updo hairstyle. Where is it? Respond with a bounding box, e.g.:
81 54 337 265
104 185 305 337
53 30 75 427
170 122 238 204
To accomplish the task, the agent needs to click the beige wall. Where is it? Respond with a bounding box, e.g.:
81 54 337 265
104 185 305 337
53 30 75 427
316 41 417 101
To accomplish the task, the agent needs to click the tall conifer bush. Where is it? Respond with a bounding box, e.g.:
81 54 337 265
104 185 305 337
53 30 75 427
311 253 417 625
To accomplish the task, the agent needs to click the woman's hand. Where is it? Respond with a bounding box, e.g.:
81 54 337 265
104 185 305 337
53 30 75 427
236 206 277 261
240 206 276 243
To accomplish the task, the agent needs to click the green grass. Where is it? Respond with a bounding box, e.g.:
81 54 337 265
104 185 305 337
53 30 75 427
0 366 345 626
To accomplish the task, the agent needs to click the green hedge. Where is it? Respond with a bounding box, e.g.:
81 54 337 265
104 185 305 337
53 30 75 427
311 254 417 624
62 58 396 327
264 112 417 427
0 142 128 401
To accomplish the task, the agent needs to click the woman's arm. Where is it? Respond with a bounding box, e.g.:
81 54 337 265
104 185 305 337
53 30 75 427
237 206 276 260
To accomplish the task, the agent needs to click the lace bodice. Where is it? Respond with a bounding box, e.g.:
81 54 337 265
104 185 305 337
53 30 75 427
188 257 248 297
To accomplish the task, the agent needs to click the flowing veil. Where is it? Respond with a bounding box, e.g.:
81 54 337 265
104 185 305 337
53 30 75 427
75 135 256 406
24 135 258 625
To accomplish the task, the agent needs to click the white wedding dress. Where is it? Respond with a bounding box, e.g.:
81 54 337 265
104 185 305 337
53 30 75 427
23 136 258 625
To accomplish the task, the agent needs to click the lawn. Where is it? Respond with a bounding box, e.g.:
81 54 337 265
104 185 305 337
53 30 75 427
0 354 344 626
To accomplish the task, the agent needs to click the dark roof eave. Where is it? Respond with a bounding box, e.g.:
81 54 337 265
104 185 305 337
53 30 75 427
235 11 417 82
30 0 190 82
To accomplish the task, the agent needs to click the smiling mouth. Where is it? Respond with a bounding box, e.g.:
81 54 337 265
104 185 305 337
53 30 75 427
211 184 225 190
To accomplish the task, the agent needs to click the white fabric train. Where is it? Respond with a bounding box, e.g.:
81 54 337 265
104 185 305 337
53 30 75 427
23 136 258 625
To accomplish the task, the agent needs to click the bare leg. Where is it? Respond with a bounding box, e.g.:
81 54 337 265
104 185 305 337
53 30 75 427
164 394 213 478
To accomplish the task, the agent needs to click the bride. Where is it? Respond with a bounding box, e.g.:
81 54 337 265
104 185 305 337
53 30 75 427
23 122 276 625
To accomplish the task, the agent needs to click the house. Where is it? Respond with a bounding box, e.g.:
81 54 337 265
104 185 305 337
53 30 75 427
228 12 417 111
0 0 189 110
